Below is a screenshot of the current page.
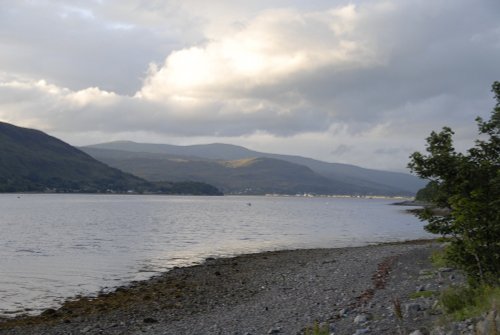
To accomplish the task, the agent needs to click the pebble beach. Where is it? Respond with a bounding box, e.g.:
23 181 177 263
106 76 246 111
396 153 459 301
0 240 472 335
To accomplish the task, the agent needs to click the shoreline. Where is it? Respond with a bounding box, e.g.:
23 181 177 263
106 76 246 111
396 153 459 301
0 239 435 319
0 239 465 335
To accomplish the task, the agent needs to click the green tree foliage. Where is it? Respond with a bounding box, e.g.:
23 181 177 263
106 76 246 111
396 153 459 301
408 82 500 285
414 181 439 202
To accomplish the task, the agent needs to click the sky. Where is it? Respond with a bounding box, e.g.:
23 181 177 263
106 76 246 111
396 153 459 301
0 0 499 172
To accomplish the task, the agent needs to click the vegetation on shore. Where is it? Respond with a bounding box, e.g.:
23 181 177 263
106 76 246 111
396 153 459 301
427 247 499 327
409 81 500 286
439 284 500 321
414 181 438 202
409 82 499 329
304 321 330 335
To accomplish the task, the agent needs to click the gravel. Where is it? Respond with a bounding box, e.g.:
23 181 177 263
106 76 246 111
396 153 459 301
0 240 470 335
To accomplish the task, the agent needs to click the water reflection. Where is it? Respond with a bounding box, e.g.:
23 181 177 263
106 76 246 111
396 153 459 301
0 194 430 316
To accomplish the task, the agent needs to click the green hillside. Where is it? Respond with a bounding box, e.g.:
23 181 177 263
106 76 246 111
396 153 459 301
84 141 425 196
0 122 221 195
81 147 406 195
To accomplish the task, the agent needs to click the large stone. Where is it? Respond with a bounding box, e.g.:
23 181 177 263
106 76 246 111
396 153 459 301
354 314 370 324
143 317 158 323
405 303 421 316
80 326 92 334
267 326 282 334
339 308 349 317
429 327 447 335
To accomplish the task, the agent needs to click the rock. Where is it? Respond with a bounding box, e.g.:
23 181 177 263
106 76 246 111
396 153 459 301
267 326 282 334
143 317 158 323
339 308 349 317
354 314 370 324
431 300 439 309
438 267 453 272
328 323 336 333
353 328 370 334
429 327 446 335
80 326 92 333
419 269 432 275
474 310 500 334
405 303 421 316
409 330 424 335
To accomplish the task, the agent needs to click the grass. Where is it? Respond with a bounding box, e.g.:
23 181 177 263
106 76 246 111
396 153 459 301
392 297 403 320
304 321 330 335
439 285 500 321
430 247 499 323
430 248 449 268
409 290 436 299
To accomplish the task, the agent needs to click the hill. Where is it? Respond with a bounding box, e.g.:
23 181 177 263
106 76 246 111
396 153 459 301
82 142 425 196
80 148 376 195
0 122 221 195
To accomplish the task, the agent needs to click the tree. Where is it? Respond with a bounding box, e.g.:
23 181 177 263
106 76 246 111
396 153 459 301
414 181 439 202
408 82 500 285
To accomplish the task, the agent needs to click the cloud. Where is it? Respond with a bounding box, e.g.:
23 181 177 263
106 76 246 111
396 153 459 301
137 0 500 129
331 144 353 156
3 4 381 137
0 1 192 94
138 5 380 108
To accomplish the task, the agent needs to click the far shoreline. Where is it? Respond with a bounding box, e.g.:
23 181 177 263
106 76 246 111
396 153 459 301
1 192 414 199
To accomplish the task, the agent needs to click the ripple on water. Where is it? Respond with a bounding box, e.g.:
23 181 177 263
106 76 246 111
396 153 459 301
0 194 431 317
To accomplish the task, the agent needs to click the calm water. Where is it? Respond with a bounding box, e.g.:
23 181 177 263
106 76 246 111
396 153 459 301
0 194 430 317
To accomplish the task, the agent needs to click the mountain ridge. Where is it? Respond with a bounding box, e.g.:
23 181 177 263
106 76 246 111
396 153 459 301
0 122 222 195
81 147 362 195
82 141 425 196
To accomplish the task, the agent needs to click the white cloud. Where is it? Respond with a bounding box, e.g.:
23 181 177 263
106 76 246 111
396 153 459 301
138 5 380 103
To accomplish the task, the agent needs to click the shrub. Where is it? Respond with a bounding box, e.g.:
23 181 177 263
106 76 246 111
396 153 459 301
408 82 500 286
439 285 500 320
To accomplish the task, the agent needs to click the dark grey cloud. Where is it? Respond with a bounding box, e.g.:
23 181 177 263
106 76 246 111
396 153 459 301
331 144 353 156
0 1 192 94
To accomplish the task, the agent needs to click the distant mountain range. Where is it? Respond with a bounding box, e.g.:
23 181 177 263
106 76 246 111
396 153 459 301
0 122 221 195
82 141 425 196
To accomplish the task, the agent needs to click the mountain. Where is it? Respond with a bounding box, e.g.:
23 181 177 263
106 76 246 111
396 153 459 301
0 122 221 195
81 147 375 195
82 141 426 196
